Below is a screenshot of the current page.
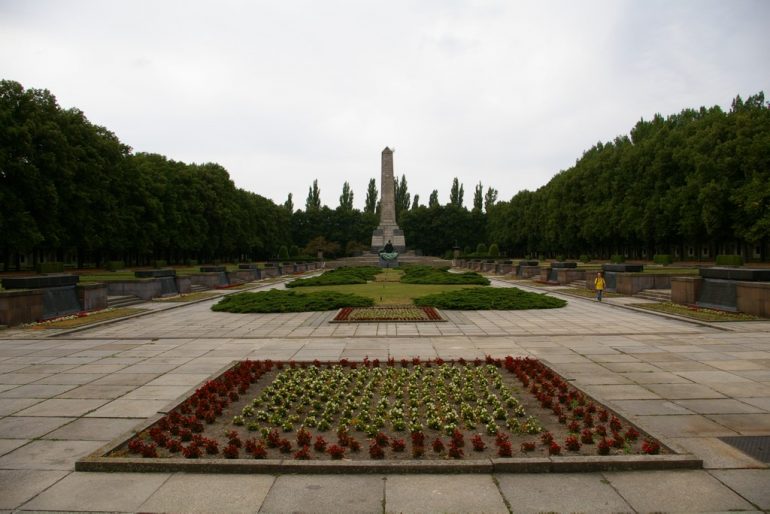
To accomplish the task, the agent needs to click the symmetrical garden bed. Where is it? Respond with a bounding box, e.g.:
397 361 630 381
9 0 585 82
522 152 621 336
332 306 445 322
79 357 700 473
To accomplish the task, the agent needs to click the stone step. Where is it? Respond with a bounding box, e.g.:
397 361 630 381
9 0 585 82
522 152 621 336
634 289 671 302
106 295 144 309
189 284 209 293
568 280 587 289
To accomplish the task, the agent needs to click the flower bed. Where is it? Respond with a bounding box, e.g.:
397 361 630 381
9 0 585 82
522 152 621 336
84 356 694 473
332 306 445 322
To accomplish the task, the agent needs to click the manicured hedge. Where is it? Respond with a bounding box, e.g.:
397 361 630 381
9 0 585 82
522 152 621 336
715 254 743 266
212 290 374 313
414 287 566 310
401 265 490 285
286 266 380 288
653 254 673 265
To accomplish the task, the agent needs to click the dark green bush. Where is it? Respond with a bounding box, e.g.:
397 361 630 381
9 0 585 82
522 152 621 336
152 260 167 268
286 266 380 288
653 254 673 265
414 287 566 310
476 243 487 255
463 246 472 256
278 246 289 260
610 254 625 263
289 245 300 257
35 262 64 273
579 254 591 263
443 250 454 260
488 244 500 258
104 260 125 272
716 254 743 266
212 290 374 313
401 265 490 285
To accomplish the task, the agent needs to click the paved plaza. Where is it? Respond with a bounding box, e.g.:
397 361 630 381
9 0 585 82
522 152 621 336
0 277 768 512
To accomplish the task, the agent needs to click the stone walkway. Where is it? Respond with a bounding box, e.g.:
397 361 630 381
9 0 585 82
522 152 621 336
0 278 768 512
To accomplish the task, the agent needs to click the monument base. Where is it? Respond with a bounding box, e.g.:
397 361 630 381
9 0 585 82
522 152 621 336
379 256 399 268
371 227 406 252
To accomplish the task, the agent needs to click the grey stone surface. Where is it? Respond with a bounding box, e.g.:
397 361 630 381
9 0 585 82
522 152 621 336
0 439 102 470
85 398 169 418
21 471 169 511
605 470 755 512
385 474 508 514
139 473 274 513
260 475 384 513
14 398 108 417
669 437 768 469
711 469 770 509
0 416 73 438
496 472 632 513
42 417 141 441
0 469 69 509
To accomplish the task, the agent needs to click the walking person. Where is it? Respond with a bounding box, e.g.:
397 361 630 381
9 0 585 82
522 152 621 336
594 271 606 302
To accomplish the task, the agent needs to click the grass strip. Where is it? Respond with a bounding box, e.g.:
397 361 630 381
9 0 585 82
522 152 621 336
630 302 760 321
286 266 381 288
212 290 374 313
414 287 566 310
401 265 490 285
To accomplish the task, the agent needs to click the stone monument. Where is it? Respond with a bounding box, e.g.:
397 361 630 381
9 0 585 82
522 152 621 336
371 147 406 252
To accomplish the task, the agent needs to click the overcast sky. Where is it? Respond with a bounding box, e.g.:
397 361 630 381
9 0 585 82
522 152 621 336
2 0 768 210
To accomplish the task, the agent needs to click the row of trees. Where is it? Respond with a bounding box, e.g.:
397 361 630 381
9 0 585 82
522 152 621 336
487 93 770 260
2 78 767 268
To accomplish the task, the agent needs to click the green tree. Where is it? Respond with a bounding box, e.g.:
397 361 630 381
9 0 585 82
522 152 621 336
449 178 464 208
283 193 294 213
364 178 378 214
473 181 483 212
305 179 321 211
428 190 439 208
411 194 420 210
339 181 353 210
484 187 498 212
394 174 410 222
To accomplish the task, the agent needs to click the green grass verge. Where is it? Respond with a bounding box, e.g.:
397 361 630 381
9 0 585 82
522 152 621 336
630 302 760 321
555 288 623 298
286 266 381 288
28 308 147 329
289 282 481 305
154 292 221 302
414 287 567 310
401 265 490 285
211 290 374 313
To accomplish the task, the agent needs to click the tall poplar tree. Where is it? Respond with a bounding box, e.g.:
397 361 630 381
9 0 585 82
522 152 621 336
364 178 378 214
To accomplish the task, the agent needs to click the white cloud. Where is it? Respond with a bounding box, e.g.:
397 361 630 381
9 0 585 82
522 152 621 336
1 0 768 208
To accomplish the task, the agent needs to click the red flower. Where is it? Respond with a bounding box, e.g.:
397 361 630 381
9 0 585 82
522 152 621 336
412 445 425 458
540 431 554 446
183 443 201 459
641 438 660 455
374 431 389 447
141 443 158 458
624 427 640 441
580 429 594 444
267 429 281 448
451 428 465 448
297 427 312 446
313 436 328 452
204 439 219 455
609 416 622 432
128 438 144 454
567 420 581 433
471 434 486 451
369 441 385 459
548 442 561 455
520 441 536 452
597 438 611 455
411 431 426 447
327 444 346 459
166 439 183 453
294 445 311 460
223 444 239 459
278 438 292 453
391 438 406 452
497 440 513 457
565 435 581 452
448 441 464 459
432 438 445 453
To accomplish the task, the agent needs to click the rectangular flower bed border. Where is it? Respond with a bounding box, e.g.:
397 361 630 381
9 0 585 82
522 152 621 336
331 306 446 323
76 358 702 474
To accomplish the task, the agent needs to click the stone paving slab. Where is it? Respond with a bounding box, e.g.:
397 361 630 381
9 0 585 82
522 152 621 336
260 474 384 513
385 474 508 514
669 437 768 469
20 471 170 511
42 417 142 441
14 398 109 417
495 472 632 513
0 416 73 438
604 469 755 512
0 469 69 510
710 469 770 510
0 439 102 470
138 473 275 513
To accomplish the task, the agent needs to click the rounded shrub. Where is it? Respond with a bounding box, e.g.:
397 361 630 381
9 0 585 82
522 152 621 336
488 244 500 258
579 254 591 264
476 243 487 255
715 254 743 266
278 246 289 260
610 254 625 264
653 254 672 265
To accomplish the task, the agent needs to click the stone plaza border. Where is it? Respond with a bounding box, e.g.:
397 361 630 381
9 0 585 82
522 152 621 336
76 359 703 474
330 306 446 323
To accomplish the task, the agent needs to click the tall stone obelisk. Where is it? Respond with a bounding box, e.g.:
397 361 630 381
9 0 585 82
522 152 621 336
371 147 406 251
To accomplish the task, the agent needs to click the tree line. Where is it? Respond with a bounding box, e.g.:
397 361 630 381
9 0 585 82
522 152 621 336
487 93 770 261
2 79 767 269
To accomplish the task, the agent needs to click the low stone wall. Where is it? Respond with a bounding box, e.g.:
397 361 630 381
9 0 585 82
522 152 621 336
519 265 540 279
106 279 163 300
671 277 702 305
0 289 44 326
736 282 770 317
615 274 673 295
556 269 586 285
228 270 258 284
176 276 192 294
482 262 496 273
189 273 228 289
261 267 280 278
77 283 107 311
496 263 513 275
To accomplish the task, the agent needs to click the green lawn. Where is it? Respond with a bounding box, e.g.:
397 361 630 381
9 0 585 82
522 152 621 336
631 302 760 321
294 282 482 305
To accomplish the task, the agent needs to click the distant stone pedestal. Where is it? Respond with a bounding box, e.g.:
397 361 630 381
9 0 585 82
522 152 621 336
671 277 703 305
671 268 770 316
77 283 107 311
379 255 399 268
0 289 44 326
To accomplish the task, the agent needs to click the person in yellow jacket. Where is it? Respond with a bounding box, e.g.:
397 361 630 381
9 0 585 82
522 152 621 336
594 271 606 301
